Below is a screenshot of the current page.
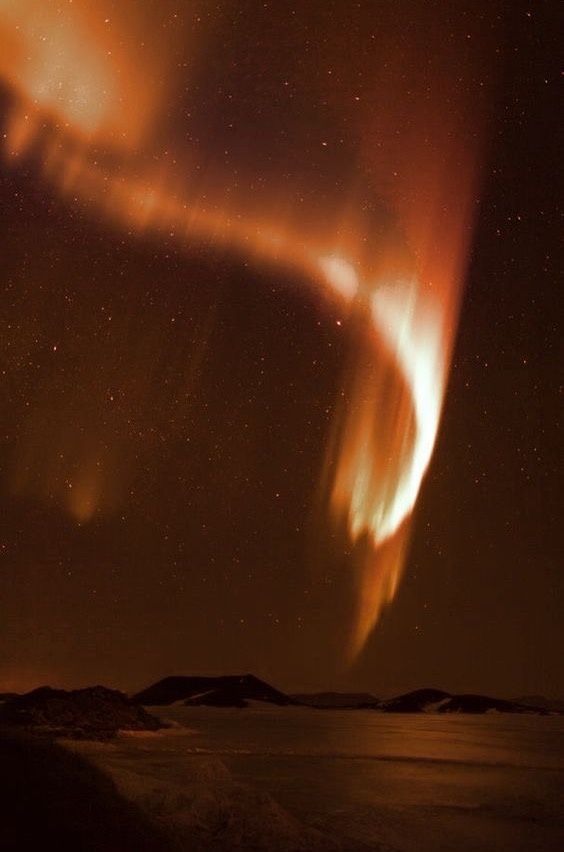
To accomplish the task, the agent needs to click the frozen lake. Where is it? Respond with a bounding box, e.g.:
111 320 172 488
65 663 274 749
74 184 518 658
69 706 564 851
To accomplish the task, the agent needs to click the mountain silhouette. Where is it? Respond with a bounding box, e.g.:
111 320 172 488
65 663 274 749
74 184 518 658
132 674 297 708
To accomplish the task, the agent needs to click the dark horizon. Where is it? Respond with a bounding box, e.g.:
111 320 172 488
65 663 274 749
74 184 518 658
5 668 563 707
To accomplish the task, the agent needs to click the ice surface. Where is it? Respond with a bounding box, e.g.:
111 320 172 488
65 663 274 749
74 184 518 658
66 706 564 851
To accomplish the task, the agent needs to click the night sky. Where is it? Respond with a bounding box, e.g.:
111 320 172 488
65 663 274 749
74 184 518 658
0 1 561 699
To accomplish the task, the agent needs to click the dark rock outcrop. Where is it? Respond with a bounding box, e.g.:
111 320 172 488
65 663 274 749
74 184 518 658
0 685 164 738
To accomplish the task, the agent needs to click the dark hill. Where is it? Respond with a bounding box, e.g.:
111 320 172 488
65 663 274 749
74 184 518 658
132 674 297 708
0 686 164 738
515 695 564 713
375 689 451 712
365 688 549 714
438 694 548 714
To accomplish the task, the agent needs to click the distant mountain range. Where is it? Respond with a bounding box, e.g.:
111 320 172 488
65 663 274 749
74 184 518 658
131 676 560 714
2 678 559 719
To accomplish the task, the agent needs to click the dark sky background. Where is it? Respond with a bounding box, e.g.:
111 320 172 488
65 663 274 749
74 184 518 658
0 1 561 698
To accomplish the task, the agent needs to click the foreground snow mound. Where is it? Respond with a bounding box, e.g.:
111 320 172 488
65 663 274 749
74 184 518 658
71 744 343 852
0 686 165 739
0 730 175 852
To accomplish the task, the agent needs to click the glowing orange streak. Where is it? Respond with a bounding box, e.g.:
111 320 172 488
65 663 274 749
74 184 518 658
0 101 457 648
327 281 452 658
29 130 356 311
367 282 445 544
30 142 445 624
0 0 167 148
0 0 482 656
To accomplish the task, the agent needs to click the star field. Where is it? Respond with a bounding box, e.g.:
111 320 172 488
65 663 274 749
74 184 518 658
0 1 561 698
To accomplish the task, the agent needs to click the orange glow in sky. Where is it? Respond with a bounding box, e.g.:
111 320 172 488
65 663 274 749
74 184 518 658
0 0 487 657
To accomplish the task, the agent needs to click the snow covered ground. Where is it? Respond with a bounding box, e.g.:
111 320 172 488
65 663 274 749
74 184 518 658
66 706 564 851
